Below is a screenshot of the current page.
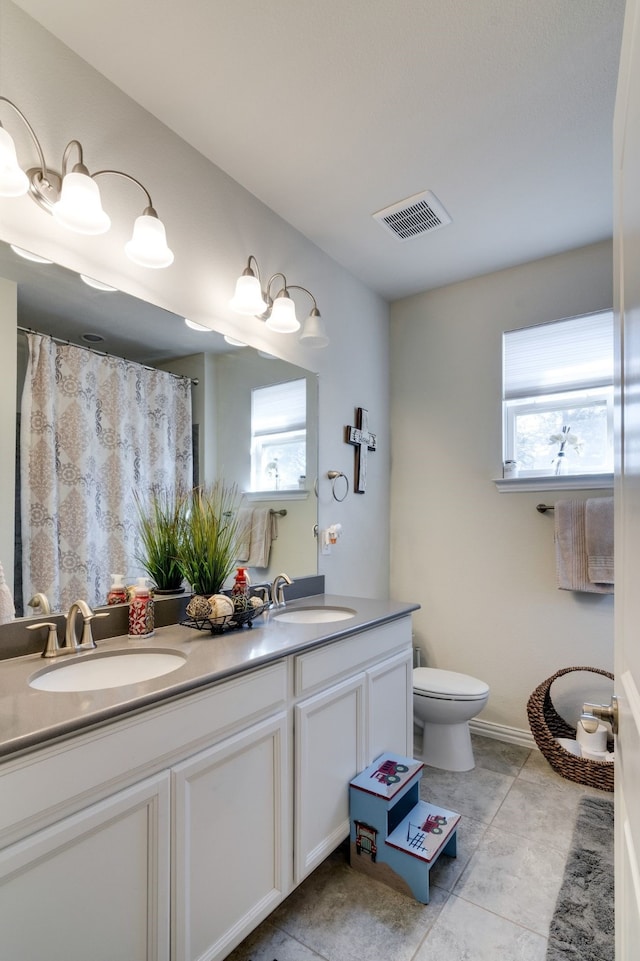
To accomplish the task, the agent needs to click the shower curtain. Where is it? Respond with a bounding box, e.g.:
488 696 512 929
20 333 193 613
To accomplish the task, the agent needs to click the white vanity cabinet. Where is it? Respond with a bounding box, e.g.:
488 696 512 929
0 659 289 961
0 772 171 961
293 619 412 883
0 611 413 961
172 711 289 961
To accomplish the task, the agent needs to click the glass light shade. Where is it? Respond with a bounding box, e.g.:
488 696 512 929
229 273 268 315
223 335 247 346
299 309 329 348
52 171 111 235
125 214 174 268
266 294 300 333
0 127 29 196
80 274 117 291
184 318 212 331
10 245 53 264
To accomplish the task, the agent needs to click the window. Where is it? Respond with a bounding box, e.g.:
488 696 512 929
502 311 614 477
250 378 306 491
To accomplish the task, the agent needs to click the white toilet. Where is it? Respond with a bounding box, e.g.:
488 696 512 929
413 667 490 772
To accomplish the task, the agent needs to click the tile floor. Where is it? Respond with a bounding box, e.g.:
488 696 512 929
226 734 612 961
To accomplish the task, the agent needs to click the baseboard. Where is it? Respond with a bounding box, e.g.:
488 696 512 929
469 718 537 750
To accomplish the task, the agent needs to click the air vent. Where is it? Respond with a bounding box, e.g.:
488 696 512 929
373 190 451 241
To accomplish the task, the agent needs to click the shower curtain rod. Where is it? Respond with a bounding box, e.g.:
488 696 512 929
17 325 199 386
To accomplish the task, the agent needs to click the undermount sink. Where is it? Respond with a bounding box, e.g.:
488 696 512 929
29 649 187 693
274 606 356 624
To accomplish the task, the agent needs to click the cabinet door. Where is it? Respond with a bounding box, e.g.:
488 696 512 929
294 673 366 884
172 711 289 961
367 649 413 762
0 772 170 961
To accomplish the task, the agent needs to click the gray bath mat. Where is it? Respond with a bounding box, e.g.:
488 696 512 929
546 795 614 961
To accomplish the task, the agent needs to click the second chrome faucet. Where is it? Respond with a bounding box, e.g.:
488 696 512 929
270 573 293 608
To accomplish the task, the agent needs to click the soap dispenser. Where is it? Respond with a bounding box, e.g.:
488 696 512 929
232 566 250 614
232 567 250 597
107 573 127 605
128 577 154 638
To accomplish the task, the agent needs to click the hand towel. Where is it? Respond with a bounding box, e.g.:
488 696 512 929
0 561 15 624
554 499 613 594
246 507 276 568
585 497 614 584
235 508 254 563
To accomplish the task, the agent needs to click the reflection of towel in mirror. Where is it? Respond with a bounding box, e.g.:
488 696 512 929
236 508 254 563
585 497 614 585
0 561 15 624
555 500 613 594
246 508 278 568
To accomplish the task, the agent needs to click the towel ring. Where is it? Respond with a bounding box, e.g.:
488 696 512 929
327 470 349 502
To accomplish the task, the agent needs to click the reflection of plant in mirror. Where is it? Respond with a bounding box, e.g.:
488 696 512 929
178 481 242 596
134 488 187 592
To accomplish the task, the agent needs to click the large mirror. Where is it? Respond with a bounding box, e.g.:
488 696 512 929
0 240 318 617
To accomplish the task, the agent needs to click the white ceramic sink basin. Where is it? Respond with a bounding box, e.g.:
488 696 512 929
274 607 356 624
29 650 187 693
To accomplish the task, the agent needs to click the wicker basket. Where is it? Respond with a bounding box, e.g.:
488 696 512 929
526 666 614 792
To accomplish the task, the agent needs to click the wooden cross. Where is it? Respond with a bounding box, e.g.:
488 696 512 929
346 407 377 493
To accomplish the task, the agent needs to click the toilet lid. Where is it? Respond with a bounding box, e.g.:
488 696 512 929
413 667 489 699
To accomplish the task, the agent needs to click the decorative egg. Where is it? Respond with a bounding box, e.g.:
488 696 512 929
208 593 234 622
232 593 250 614
250 596 265 612
186 595 211 619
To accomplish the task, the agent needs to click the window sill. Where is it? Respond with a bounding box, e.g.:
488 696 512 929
243 489 309 501
493 473 613 493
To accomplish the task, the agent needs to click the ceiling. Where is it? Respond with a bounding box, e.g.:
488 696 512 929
11 0 626 303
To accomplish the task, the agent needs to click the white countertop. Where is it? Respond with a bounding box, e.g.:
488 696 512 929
0 594 418 760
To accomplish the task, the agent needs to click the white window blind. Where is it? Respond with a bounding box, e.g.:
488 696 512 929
251 379 306 435
503 310 614 400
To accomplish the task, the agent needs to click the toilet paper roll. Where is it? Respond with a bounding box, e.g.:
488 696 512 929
576 719 608 753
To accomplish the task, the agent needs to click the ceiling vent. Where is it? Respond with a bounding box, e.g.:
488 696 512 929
373 190 451 241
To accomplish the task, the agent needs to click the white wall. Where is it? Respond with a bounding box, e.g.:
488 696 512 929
390 241 615 734
0 0 391 599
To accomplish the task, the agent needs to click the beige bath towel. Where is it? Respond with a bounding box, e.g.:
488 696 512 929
246 508 278 568
555 499 613 594
235 508 254 563
585 497 614 585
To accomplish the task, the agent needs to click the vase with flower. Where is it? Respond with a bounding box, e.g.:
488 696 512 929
549 425 582 475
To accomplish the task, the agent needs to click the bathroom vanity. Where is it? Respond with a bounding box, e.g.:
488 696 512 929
0 594 417 961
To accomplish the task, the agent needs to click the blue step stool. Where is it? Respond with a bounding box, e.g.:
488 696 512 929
349 752 459 903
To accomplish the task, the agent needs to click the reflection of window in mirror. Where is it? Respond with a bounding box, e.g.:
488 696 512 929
250 379 306 491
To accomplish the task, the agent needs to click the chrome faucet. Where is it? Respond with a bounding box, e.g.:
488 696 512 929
65 600 109 652
270 573 293 608
28 592 51 615
27 600 110 657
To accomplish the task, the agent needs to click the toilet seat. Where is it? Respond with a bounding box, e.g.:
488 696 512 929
413 667 489 701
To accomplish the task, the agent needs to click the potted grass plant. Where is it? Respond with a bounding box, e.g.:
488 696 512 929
178 481 242 596
134 487 186 593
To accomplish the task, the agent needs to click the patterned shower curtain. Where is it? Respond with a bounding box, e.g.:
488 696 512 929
20 333 193 613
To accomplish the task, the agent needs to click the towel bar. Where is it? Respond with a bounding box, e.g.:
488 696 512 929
536 503 555 513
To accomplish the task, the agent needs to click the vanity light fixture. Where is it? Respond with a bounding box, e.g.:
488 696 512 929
223 335 248 346
0 96 174 269
229 255 329 347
